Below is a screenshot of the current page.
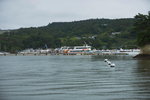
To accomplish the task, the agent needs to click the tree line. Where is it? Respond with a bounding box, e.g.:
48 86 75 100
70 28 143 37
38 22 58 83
0 18 141 53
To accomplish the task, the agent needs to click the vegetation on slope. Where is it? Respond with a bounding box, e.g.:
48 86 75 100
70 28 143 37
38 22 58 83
134 12 150 55
134 13 150 47
0 18 137 53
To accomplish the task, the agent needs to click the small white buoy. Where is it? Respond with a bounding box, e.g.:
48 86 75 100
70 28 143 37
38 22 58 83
107 61 111 65
110 63 115 67
104 59 108 62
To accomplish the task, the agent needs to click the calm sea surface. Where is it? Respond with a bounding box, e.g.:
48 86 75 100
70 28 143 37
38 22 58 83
0 55 150 100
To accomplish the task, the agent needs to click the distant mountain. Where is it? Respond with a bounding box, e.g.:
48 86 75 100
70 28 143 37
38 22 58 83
0 18 137 52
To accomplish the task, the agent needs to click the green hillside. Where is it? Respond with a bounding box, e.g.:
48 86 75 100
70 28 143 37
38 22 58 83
134 13 150 47
0 18 137 53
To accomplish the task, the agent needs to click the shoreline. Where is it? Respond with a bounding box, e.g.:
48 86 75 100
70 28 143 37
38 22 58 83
133 54 150 59
0 53 131 56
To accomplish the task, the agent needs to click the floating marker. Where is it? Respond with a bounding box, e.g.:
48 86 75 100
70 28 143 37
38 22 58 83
107 61 111 65
104 59 108 62
110 63 115 67
104 59 116 67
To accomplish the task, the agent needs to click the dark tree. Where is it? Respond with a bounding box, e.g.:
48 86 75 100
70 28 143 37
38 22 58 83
134 12 150 47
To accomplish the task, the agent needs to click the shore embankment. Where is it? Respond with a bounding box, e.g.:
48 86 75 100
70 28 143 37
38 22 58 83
0 48 140 56
133 54 150 59
133 45 150 59
0 52 132 56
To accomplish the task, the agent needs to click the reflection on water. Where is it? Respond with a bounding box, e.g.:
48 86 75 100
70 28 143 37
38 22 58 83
0 55 150 100
136 60 150 75
133 59 150 98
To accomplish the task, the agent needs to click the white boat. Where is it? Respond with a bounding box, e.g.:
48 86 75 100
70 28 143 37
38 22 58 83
0 52 4 55
0 52 10 55
119 48 140 56
68 45 92 54
60 44 92 54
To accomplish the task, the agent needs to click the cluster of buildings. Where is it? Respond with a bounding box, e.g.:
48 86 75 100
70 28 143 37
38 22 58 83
17 45 140 56
0 44 140 56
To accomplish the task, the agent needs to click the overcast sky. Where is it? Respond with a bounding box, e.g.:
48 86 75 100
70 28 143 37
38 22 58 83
0 0 149 29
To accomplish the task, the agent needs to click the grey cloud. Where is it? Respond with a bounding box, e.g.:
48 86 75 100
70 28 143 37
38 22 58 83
0 0 149 29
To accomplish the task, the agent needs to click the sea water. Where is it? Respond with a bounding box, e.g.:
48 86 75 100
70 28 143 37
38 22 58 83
0 55 150 100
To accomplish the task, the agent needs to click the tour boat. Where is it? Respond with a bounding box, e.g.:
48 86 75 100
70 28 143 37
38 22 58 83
60 44 92 54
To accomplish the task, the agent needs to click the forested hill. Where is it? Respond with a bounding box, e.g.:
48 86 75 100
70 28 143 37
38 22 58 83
0 18 137 52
